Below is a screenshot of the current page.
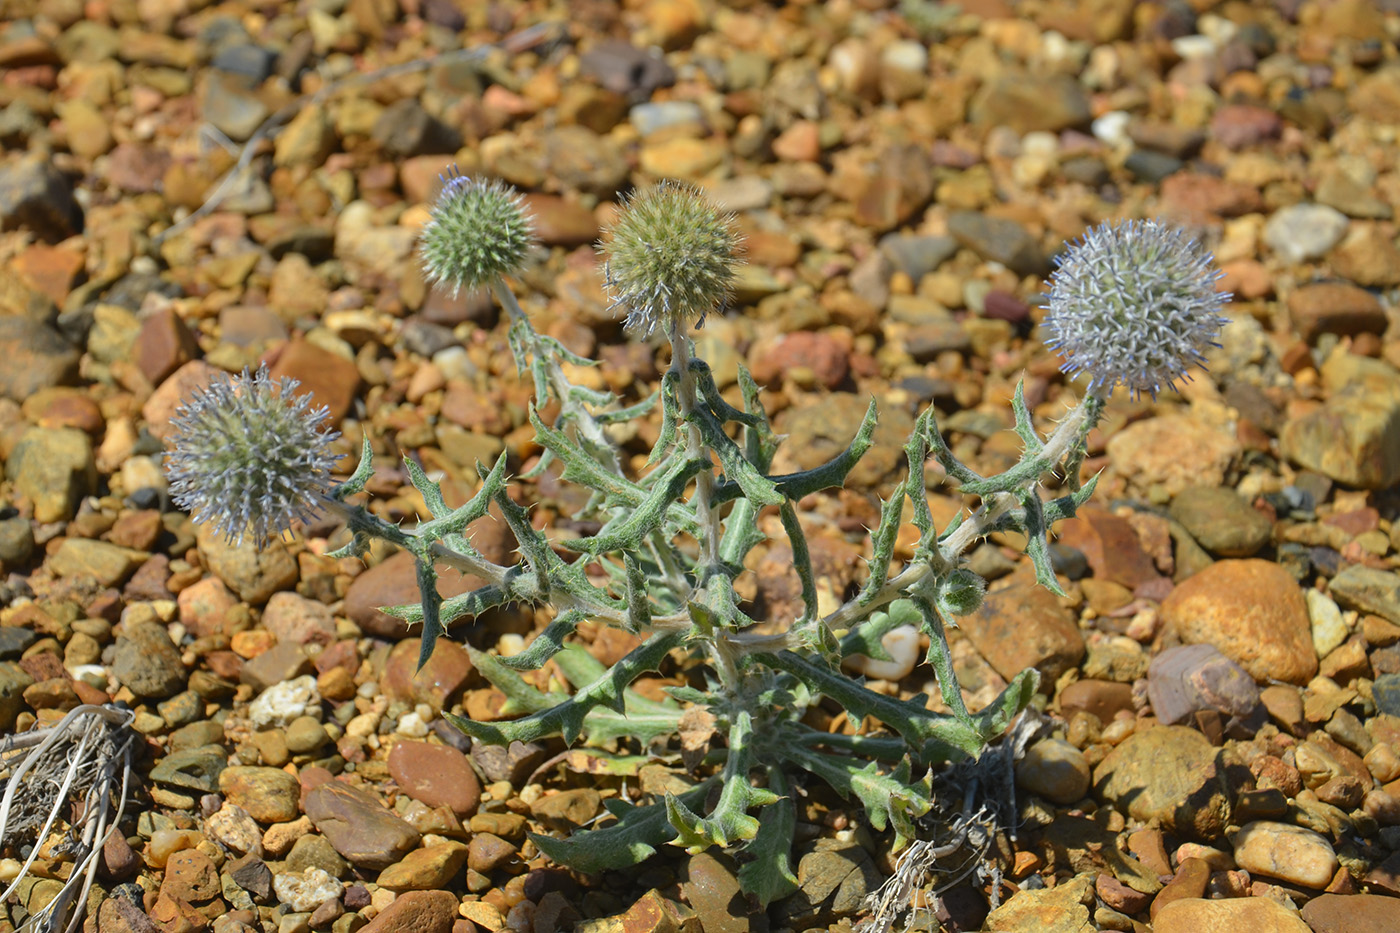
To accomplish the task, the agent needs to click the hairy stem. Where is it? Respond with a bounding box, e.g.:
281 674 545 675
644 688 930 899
493 278 622 472
790 392 1102 642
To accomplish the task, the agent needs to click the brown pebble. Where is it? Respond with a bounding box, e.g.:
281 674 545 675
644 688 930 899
1150 858 1210 920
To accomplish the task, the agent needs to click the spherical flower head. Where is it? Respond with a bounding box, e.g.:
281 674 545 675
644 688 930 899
419 168 535 296
1042 220 1231 400
600 181 742 337
164 365 341 547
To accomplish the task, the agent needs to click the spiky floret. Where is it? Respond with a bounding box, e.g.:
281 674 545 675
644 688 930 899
164 365 340 546
599 181 742 336
1042 219 1231 400
419 169 535 295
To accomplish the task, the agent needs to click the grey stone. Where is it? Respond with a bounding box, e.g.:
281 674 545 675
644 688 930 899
211 44 276 86
947 211 1049 277
1328 565 1400 624
1124 149 1184 183
1170 485 1272 557
202 77 269 142
0 661 35 731
285 834 350 880
150 746 228 793
112 619 187 699
1375 673 1400 717
0 626 36 659
0 155 82 242
0 516 34 569
371 99 460 158
1147 643 1260 726
578 40 675 98
878 233 958 282
628 100 703 136
0 318 80 401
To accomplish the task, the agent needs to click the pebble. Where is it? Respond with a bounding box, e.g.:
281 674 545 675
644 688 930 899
0 154 83 242
1301 892 1400 933
387 740 482 818
6 426 95 523
1169 485 1272 557
112 619 186 699
1263 203 1350 263
1093 726 1232 839
969 73 1092 134
1016 738 1091 805
1154 896 1312 933
1286 282 1387 344
249 675 320 728
1147 644 1259 725
303 781 421 870
219 767 301 823
376 840 469 890
983 873 1094 933
197 525 299 605
207 803 263 856
959 579 1085 684
1282 390 1400 490
1161 559 1318 685
946 211 1049 277
272 868 341 913
1105 414 1243 497
842 624 919 682
1231 820 1338 889
357 890 457 933
262 593 336 648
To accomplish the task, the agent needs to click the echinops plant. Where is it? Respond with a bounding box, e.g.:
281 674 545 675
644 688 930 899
164 175 1229 906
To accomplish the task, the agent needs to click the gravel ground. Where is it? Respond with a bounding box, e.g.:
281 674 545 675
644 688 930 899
2 2 1400 933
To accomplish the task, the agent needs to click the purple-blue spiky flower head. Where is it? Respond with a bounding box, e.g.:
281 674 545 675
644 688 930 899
164 365 340 546
1042 220 1231 400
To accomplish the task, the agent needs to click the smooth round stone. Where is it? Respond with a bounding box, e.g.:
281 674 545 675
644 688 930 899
285 716 329 755
1232 820 1338 889
1169 485 1272 557
1016 738 1091 805
842 625 919 682
1155 896 1313 933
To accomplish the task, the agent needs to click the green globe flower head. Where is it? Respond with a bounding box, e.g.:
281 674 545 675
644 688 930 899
419 168 535 296
164 365 340 547
600 181 742 337
1043 220 1231 400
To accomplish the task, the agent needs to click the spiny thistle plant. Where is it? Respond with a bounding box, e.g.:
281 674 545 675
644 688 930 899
163 182 1229 905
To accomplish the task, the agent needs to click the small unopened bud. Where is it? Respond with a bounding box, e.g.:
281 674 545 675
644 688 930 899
935 569 986 617
599 181 742 337
418 168 535 296
1042 220 1230 400
164 366 340 546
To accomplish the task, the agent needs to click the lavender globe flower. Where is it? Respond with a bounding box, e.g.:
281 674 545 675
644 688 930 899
600 181 742 337
419 168 535 296
1043 220 1231 400
164 365 340 546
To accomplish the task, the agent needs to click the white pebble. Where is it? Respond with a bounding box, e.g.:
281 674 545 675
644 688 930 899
249 675 321 729
396 711 430 737
498 633 525 658
1306 589 1348 660
843 625 920 682
1091 111 1131 147
273 868 342 913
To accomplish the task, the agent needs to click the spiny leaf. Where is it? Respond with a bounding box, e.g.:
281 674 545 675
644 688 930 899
778 740 931 847
754 650 985 761
417 450 510 539
567 456 706 555
1009 380 1042 451
415 558 444 670
737 765 799 906
778 502 817 627
498 610 583 671
528 777 717 875
689 402 782 506
711 398 879 506
666 711 776 852
453 632 686 745
331 435 376 500
839 599 920 663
